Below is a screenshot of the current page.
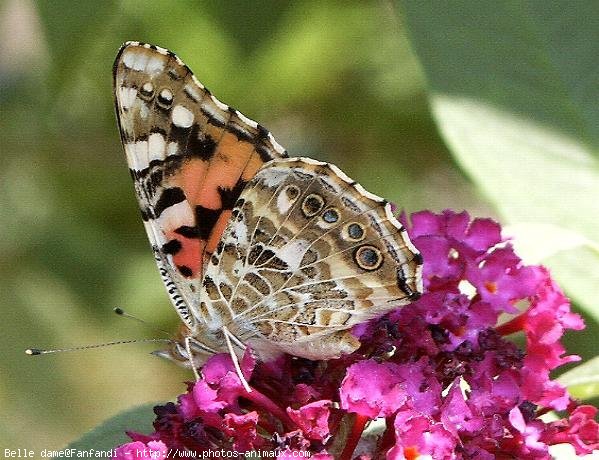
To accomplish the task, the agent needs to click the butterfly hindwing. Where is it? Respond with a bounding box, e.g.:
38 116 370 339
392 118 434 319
200 158 423 360
113 42 287 326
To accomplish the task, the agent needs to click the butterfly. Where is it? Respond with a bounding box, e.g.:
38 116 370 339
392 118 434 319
113 42 423 390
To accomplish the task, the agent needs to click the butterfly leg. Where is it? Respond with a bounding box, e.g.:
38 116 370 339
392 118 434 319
224 328 247 351
222 326 252 393
184 335 201 381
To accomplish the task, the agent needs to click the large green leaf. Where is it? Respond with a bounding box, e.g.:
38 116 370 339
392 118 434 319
400 1 599 322
400 1 599 150
56 403 157 459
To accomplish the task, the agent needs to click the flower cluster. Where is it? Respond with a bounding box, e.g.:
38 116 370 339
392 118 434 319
113 210 598 459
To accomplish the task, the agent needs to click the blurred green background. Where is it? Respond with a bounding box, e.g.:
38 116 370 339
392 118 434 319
1 0 597 453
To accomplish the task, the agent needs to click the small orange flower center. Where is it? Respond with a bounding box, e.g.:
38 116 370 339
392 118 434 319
405 446 420 460
484 281 498 294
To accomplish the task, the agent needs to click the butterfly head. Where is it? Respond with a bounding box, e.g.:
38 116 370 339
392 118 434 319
152 323 221 368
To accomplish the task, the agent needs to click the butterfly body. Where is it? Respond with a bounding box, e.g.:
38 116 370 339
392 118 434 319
113 42 423 371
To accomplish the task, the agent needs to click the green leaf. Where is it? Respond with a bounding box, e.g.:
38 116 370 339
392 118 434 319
558 356 599 400
543 246 599 324
399 1 599 321
56 403 157 459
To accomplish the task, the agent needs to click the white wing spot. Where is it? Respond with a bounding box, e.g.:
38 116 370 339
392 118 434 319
236 111 259 129
146 55 166 74
201 100 228 126
184 83 202 102
122 49 148 71
118 87 137 109
134 140 150 168
139 102 149 120
167 141 179 157
277 240 310 271
277 190 296 214
268 133 286 154
210 94 229 111
154 45 169 55
191 75 205 90
158 201 194 233
172 105 194 128
124 141 147 170
148 133 166 162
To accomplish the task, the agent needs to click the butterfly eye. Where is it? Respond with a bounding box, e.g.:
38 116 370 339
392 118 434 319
344 222 365 241
302 193 325 217
139 82 154 100
284 185 300 200
322 208 340 223
157 88 174 108
354 245 383 271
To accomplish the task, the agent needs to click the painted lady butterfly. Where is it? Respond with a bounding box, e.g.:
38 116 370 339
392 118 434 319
113 42 423 389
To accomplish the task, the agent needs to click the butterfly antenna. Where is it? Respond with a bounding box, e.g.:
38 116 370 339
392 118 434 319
113 307 172 337
25 337 173 356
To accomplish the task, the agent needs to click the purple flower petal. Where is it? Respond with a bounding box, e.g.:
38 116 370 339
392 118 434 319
109 210 596 459
389 409 458 460
224 411 259 452
340 360 407 418
287 400 331 442
112 441 167 460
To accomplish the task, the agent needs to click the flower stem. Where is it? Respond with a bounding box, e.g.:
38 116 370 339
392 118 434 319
496 312 527 336
377 416 396 454
340 414 369 460
244 387 291 427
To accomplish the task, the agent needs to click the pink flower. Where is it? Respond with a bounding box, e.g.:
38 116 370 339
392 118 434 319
340 360 407 418
542 405 599 454
112 210 596 459
439 383 483 435
112 441 167 460
509 406 548 457
179 380 226 418
465 246 539 313
287 400 331 442
519 268 585 410
388 409 458 460
223 411 259 452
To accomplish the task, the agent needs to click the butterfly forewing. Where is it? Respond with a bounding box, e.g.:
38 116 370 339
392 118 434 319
113 42 287 326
